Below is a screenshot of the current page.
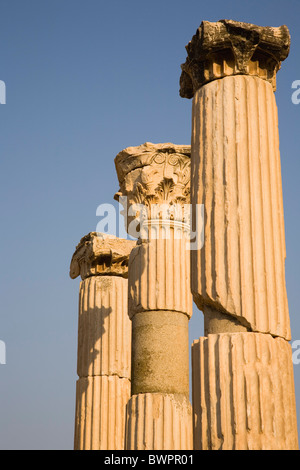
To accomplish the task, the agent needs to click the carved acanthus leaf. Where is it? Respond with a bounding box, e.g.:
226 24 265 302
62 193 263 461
114 143 191 220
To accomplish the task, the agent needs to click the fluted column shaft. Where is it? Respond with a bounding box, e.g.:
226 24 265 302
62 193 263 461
191 75 290 338
192 333 298 450
126 393 192 450
74 275 131 450
70 233 135 450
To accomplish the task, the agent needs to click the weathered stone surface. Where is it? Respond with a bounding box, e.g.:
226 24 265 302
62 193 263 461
131 310 190 396
125 393 193 450
71 235 134 450
77 275 131 379
192 333 298 450
180 19 290 97
70 232 136 280
74 375 131 450
114 143 191 232
203 305 249 335
190 75 291 340
115 142 191 192
181 20 297 452
115 143 193 451
128 233 193 319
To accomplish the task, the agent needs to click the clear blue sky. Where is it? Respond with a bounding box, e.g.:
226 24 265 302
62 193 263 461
1 0 300 449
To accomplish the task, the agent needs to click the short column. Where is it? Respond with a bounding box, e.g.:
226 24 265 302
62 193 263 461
70 232 135 450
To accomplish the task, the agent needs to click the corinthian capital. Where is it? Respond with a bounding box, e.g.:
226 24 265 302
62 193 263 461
70 232 136 280
180 19 290 98
114 143 191 230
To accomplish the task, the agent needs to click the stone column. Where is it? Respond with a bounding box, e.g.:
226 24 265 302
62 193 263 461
192 333 298 450
114 142 193 450
70 232 135 450
180 20 298 449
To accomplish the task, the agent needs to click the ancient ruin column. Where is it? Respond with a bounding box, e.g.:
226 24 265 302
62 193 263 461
114 143 193 450
180 20 298 449
70 232 135 450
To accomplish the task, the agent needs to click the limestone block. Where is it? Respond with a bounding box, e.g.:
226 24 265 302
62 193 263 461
77 275 131 379
125 393 193 450
128 233 193 319
192 333 298 450
131 311 190 396
74 375 131 450
191 75 291 340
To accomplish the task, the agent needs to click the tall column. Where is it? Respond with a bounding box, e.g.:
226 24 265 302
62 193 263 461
114 142 193 450
70 232 135 450
180 20 298 449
